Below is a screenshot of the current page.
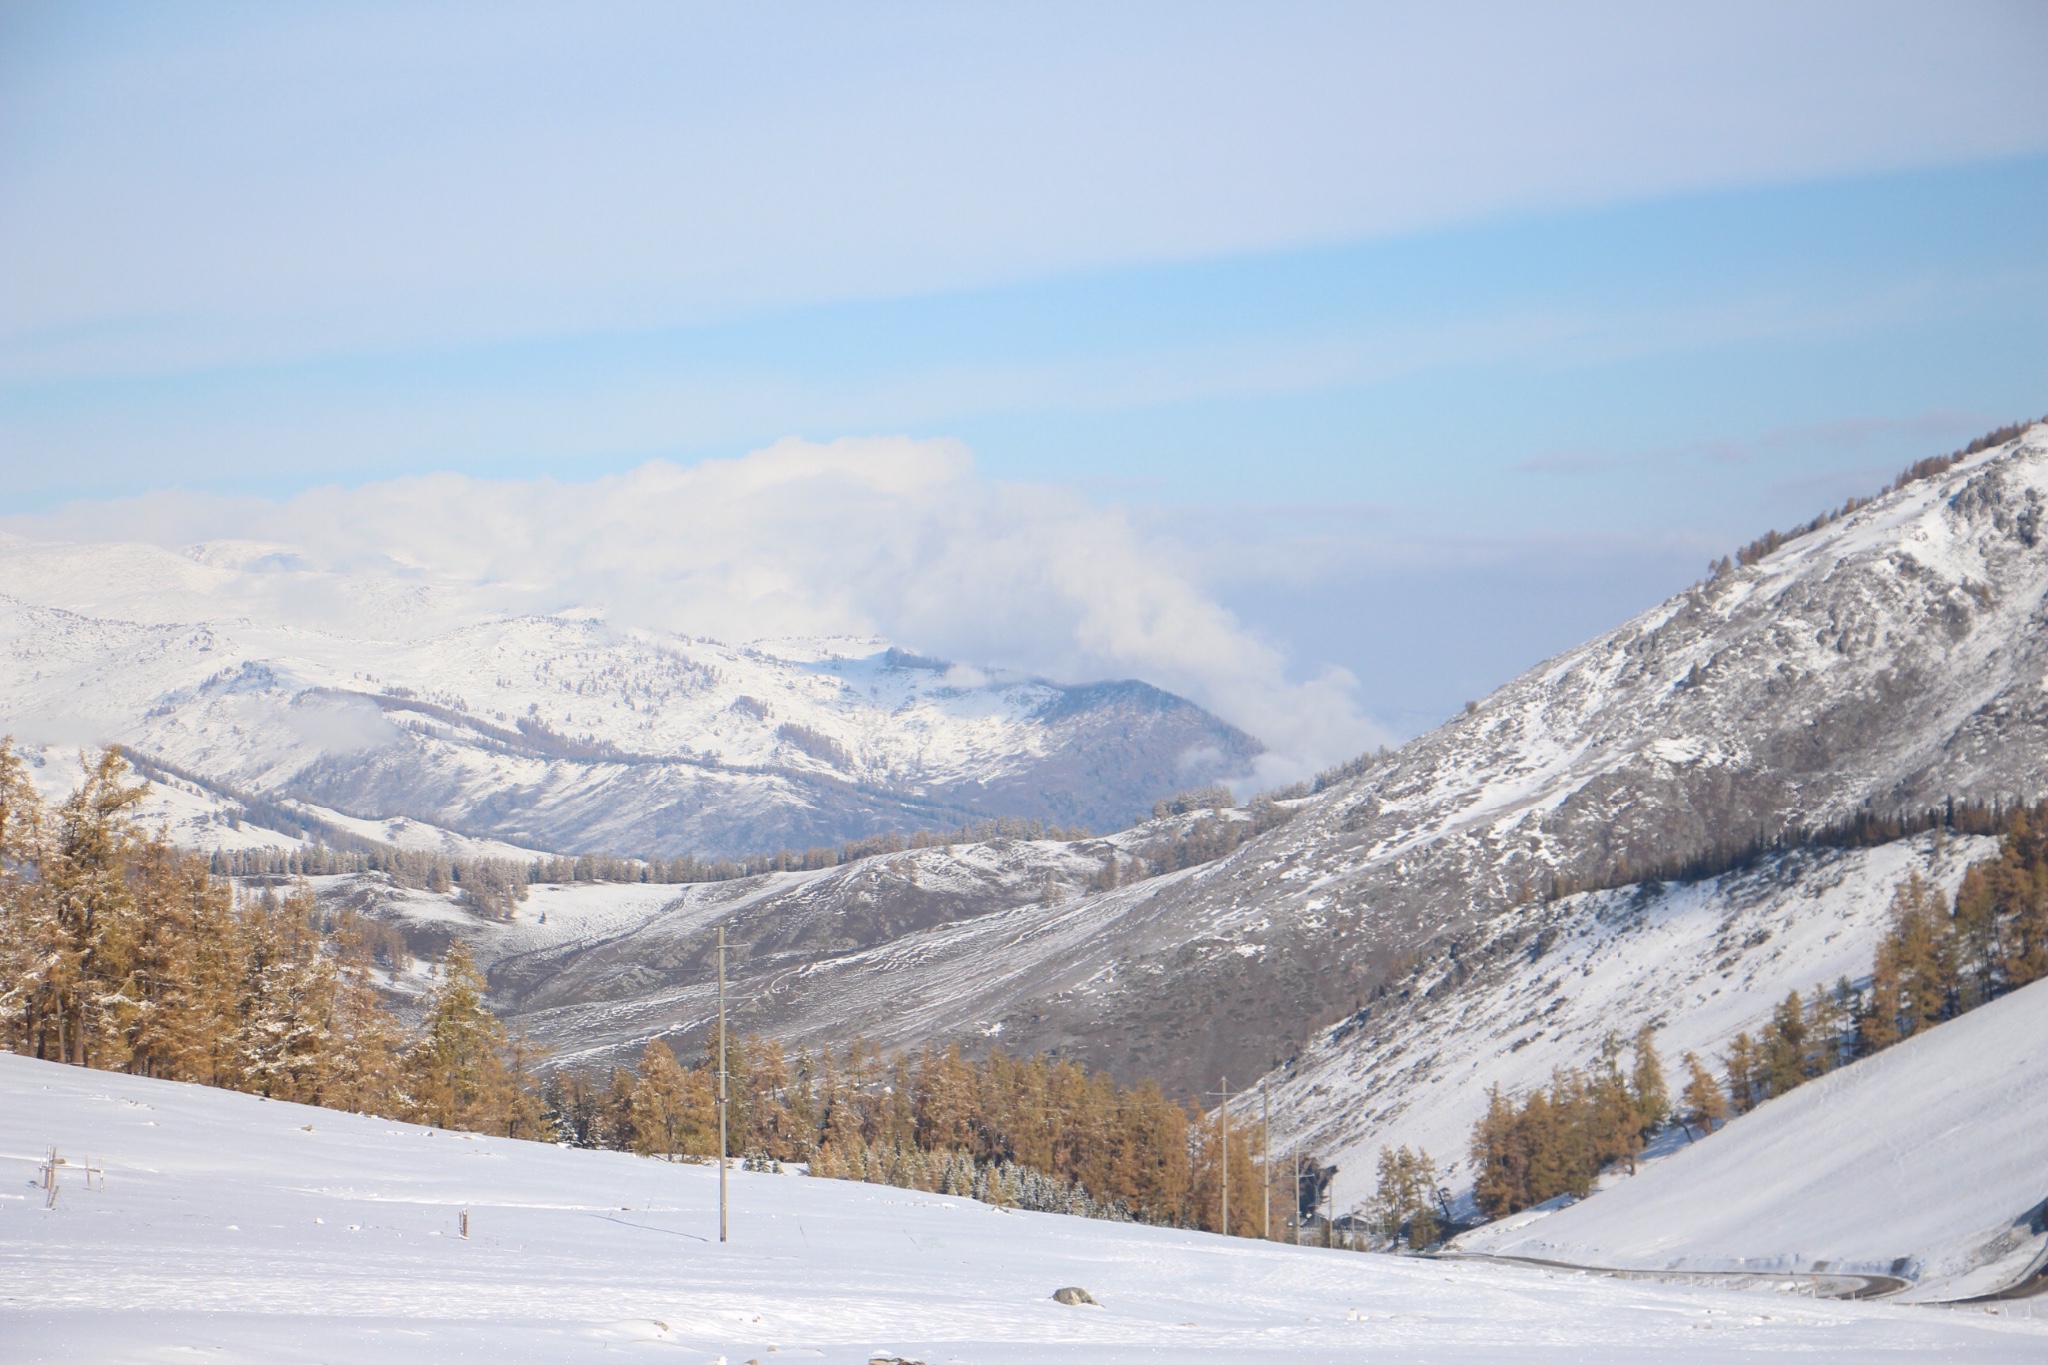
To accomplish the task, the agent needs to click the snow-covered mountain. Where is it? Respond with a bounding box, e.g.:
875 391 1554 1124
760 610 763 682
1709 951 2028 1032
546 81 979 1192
924 421 2048 1093
0 534 1258 856
344 422 2047 1201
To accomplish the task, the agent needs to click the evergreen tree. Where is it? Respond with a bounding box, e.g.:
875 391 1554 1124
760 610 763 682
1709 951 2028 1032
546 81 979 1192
1678 1051 1726 1139
1723 1032 1760 1115
404 942 543 1137
1628 1025 1669 1139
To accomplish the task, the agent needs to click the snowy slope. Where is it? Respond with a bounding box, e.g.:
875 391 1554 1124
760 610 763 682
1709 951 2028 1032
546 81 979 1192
3 1055 2041 1363
1264 831 1997 1213
0 537 1257 856
1455 973 2048 1302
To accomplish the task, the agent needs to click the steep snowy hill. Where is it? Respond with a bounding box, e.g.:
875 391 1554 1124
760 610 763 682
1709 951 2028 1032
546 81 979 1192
1455 972 2048 1302
0 535 1257 855
5 1055 2040 1362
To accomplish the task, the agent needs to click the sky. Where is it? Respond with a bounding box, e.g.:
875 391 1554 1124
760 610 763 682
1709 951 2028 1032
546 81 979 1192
2 1 2046 757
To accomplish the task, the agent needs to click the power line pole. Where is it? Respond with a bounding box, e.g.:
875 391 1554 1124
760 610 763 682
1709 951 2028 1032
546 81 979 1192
1261 1082 1271 1241
1293 1144 1302 1246
1204 1078 1231 1237
717 924 728 1245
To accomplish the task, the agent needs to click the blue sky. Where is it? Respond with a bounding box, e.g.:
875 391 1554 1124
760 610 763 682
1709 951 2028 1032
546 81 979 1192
3 2 2046 744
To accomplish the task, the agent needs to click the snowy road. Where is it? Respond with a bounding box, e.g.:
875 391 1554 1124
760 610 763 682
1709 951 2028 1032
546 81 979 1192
3 1054 2043 1363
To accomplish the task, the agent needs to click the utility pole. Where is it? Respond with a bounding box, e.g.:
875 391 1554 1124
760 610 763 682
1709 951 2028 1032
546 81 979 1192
1261 1083 1271 1241
1204 1078 1231 1237
1293 1145 1302 1246
717 925 728 1244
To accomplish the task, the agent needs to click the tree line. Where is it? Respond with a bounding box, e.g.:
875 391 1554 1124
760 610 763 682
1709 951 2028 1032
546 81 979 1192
0 743 548 1134
544 1033 1283 1237
1709 806 2047 1118
1541 795 2019 905
1709 416 2038 576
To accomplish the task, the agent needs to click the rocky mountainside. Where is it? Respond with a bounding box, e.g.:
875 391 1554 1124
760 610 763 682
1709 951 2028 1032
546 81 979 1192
0 536 1257 856
409 423 2048 1118
933 421 2048 1091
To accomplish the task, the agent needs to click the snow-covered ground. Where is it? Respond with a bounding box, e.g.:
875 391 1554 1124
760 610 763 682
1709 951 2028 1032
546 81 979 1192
1455 972 2048 1303
3 1056 2041 1363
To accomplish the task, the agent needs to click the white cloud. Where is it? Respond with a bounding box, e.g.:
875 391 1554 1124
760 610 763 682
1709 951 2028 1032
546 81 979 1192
2 437 1388 775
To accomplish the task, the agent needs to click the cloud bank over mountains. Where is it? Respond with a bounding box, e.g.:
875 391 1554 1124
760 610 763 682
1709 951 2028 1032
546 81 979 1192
4 437 1383 782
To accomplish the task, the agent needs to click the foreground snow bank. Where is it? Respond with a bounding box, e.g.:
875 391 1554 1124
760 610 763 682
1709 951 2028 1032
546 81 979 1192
1457 973 2048 1301
2 1055 2040 1363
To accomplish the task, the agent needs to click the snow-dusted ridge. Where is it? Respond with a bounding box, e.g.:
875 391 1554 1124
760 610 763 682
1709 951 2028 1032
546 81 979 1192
0 538 1258 856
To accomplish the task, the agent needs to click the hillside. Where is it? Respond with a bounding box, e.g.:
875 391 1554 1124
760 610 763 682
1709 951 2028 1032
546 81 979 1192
441 424 2048 1118
0 534 1258 855
1263 829 1998 1212
1454 971 2048 1302
4 1054 2040 1362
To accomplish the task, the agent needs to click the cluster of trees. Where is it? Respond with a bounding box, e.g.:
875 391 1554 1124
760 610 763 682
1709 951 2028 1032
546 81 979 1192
208 811 1101 893
1543 796 2018 905
1466 1028 1669 1219
1126 794 1297 882
0 744 548 1135
1712 815 2048 1116
543 1035 1281 1237
1365 1145 1443 1249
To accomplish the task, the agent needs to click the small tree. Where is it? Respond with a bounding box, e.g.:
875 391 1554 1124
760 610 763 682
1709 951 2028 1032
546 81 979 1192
1678 1051 1727 1140
1367 1145 1441 1249
404 942 543 1136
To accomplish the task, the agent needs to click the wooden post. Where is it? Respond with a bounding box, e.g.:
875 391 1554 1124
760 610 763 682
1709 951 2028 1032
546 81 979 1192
1204 1079 1231 1237
717 925 729 1245
459 1209 469 1239
1293 1145 1301 1246
1261 1085 1271 1241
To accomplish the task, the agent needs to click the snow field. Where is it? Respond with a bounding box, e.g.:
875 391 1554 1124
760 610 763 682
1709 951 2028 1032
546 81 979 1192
1455 971 2048 1301
4 1056 2045 1363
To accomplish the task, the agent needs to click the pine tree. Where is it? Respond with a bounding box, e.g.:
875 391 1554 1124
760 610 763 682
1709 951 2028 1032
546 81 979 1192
1760 989 1808 1098
404 942 541 1136
630 1039 715 1158
1628 1025 1669 1138
1678 1051 1726 1139
1723 1032 1760 1115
